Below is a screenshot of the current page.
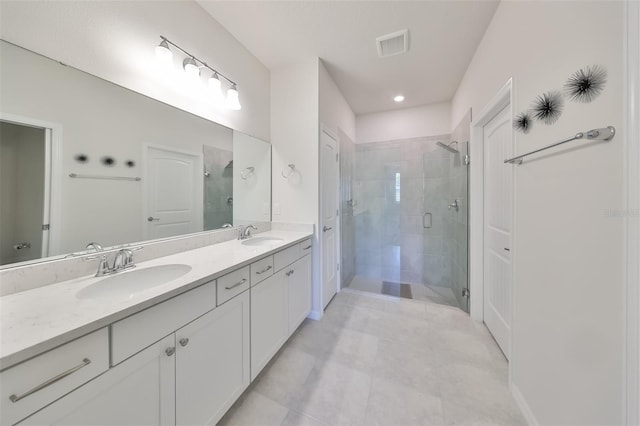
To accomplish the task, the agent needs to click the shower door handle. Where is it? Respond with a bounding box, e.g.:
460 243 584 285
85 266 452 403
423 213 432 229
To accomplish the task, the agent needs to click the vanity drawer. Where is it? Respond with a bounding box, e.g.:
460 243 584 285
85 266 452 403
111 281 215 365
274 244 301 272
217 266 250 305
0 328 109 426
301 239 312 256
250 256 274 286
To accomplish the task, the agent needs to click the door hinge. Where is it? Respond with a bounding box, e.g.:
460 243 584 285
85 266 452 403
336 209 339 216
337 263 340 271
42 224 50 231
336 153 339 162
462 288 470 297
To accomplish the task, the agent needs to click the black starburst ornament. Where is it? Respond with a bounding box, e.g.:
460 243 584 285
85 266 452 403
564 65 607 103
513 112 532 134
531 91 564 125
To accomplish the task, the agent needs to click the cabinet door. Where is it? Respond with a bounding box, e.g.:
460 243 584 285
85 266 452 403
250 270 288 380
288 254 312 335
175 291 250 426
18 336 175 426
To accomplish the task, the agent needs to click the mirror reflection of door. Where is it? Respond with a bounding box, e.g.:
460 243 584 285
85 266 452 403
144 145 203 240
0 120 47 265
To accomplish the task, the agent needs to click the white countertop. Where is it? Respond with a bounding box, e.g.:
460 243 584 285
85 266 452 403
0 230 312 370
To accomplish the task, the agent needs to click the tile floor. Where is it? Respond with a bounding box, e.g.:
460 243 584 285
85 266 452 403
219 289 525 426
346 274 462 309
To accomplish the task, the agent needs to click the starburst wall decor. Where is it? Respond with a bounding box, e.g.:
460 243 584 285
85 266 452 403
531 91 564 125
513 112 532 134
564 65 607 103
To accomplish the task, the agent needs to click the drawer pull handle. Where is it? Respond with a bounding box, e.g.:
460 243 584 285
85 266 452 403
165 347 175 357
9 358 91 403
225 278 247 290
179 338 190 347
256 265 273 275
303 245 312 250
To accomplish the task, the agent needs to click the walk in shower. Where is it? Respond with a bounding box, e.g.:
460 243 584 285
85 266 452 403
342 114 470 311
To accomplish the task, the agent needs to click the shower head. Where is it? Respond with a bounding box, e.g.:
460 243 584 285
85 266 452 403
436 141 460 154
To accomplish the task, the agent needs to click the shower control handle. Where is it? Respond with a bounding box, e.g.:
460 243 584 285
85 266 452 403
448 200 459 212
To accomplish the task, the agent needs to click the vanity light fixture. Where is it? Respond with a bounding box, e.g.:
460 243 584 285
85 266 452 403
154 36 241 110
394 95 405 102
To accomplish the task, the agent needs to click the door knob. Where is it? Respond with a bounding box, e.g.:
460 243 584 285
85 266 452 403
147 217 160 222
323 226 332 232
179 338 189 347
165 347 175 356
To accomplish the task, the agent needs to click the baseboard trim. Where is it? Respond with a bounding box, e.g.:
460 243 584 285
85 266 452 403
307 310 322 320
510 382 539 426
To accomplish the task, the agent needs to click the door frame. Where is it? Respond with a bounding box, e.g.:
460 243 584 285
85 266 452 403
0 112 62 258
624 0 639 423
318 124 340 311
141 143 203 241
469 78 515 368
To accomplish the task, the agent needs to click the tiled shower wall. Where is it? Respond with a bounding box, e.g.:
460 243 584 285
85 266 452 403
203 145 233 231
339 130 356 288
354 135 451 286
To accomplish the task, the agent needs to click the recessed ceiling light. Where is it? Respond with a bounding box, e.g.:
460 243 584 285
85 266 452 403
394 95 405 102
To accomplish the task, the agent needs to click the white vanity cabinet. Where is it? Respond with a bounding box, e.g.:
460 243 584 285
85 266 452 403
16 280 250 426
17 335 175 426
175 289 250 425
251 239 312 380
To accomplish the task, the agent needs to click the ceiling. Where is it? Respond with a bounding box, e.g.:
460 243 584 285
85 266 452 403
197 0 499 115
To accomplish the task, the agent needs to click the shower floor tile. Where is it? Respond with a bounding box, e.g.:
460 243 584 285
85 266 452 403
346 274 460 308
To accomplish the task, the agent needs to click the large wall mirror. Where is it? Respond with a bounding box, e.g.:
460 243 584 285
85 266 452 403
0 40 271 267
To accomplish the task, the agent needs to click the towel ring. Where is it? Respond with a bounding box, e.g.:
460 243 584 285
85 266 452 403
281 164 296 178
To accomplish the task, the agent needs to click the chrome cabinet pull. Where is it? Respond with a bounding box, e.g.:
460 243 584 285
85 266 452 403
165 347 175 356
256 265 272 275
225 278 247 290
303 245 312 250
9 358 91 403
179 338 189 347
323 226 332 232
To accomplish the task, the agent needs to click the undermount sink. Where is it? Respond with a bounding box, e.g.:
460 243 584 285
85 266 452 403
77 264 192 300
241 236 284 246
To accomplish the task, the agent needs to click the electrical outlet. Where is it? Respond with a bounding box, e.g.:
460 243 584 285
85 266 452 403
273 203 281 215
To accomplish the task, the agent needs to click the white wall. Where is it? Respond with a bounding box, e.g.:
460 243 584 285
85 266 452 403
356 102 451 144
319 61 356 142
270 57 320 315
0 0 270 141
452 1 624 424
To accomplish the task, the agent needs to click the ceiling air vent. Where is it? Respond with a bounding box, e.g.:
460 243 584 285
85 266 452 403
376 29 409 58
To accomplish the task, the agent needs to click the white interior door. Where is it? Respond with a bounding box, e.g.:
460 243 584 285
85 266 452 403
145 146 202 240
321 128 338 309
483 105 513 359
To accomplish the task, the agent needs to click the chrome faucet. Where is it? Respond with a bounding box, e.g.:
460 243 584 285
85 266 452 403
238 224 257 240
83 243 137 277
112 249 135 272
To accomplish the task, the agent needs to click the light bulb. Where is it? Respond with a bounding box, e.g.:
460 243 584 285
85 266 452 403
227 84 241 110
155 40 173 64
394 95 405 102
183 57 200 79
208 72 222 91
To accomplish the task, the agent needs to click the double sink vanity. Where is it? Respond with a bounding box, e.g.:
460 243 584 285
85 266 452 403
0 229 313 425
